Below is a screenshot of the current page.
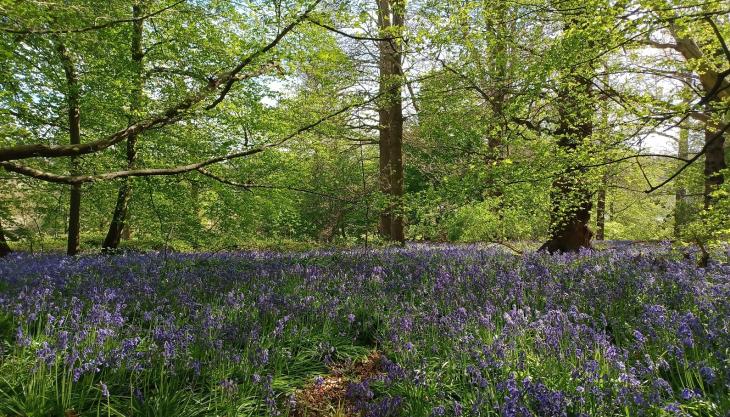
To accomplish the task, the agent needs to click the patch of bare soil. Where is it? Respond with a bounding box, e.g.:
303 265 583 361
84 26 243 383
291 351 384 417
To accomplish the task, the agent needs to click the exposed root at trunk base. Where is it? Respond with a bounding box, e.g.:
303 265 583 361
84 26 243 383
539 222 593 254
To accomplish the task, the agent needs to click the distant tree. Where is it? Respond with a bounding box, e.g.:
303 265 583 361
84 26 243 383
103 2 144 250
0 219 10 256
54 41 83 255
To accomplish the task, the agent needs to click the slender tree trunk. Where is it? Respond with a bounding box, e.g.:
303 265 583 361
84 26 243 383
56 41 82 256
103 3 144 250
319 207 344 243
703 120 726 210
595 176 606 241
674 125 689 238
0 219 11 257
68 184 81 255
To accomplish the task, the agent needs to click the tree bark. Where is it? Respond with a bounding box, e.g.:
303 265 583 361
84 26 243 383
665 19 728 212
541 173 593 253
103 3 144 250
56 41 82 256
704 119 726 210
388 0 405 244
674 125 689 238
377 0 392 239
484 27 507 204
0 219 11 257
539 8 594 254
376 0 405 244
595 176 606 241
540 86 594 253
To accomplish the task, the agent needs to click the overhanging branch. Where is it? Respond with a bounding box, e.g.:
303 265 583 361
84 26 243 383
0 89 384 184
1 0 185 34
0 0 322 162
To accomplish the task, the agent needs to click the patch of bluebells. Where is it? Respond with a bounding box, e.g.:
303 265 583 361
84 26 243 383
0 245 728 416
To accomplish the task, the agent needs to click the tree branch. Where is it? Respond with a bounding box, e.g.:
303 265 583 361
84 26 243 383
0 89 384 184
0 1 321 162
306 17 398 42
1 0 185 34
197 169 359 202
705 16 730 64
646 121 730 193
204 0 322 110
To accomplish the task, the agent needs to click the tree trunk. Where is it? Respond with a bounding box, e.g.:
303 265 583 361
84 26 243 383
703 121 726 210
103 3 144 250
67 184 81 255
541 175 593 253
319 207 344 243
388 0 405 244
377 0 392 239
484 32 507 205
595 177 606 241
377 0 405 244
56 41 82 256
539 8 595 254
674 125 689 238
540 86 594 253
0 219 11 257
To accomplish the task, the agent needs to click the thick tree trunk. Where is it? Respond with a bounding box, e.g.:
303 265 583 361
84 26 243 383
674 125 689 238
541 176 593 253
376 0 405 244
0 219 11 257
378 115 391 237
377 0 392 239
388 104 405 243
538 7 595 254
103 4 144 250
703 122 726 210
56 42 82 256
485 37 507 202
388 0 405 244
540 85 594 253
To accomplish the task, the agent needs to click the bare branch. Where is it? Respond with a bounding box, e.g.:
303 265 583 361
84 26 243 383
640 39 680 51
306 18 397 42
705 16 730 64
198 169 359 202
646 121 730 193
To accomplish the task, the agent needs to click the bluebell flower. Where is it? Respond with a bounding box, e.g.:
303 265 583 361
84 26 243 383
430 405 445 416
699 365 715 383
680 388 695 400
